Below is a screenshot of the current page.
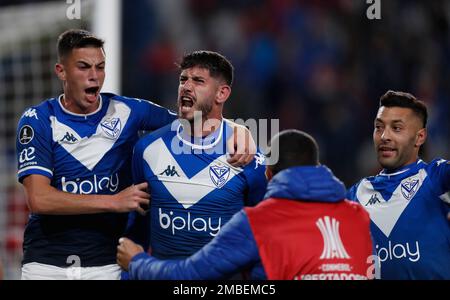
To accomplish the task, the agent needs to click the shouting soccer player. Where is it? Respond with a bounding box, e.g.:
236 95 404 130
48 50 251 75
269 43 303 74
123 51 267 273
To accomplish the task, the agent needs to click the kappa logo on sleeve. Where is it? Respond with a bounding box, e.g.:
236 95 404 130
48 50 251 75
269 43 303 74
436 159 447 166
19 125 34 145
22 108 38 120
254 152 266 169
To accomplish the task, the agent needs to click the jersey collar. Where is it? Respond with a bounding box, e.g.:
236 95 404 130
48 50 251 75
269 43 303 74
58 94 103 117
176 119 224 150
379 159 423 177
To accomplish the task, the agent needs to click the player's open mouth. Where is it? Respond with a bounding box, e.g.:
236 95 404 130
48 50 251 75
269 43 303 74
180 96 194 112
85 86 99 102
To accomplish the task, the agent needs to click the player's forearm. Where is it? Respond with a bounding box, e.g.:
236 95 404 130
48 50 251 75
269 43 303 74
24 177 114 215
129 212 259 280
28 188 114 215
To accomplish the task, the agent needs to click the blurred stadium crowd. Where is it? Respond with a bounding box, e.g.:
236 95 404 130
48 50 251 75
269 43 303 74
0 0 449 279
123 0 450 186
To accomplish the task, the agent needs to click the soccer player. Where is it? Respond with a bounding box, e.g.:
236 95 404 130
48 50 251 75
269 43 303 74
123 51 267 259
123 51 267 269
347 91 450 279
16 30 256 280
117 130 373 280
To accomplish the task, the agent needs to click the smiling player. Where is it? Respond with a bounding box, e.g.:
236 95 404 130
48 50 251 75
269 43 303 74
347 91 450 279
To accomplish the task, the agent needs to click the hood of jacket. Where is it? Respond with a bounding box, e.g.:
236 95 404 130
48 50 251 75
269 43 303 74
263 165 346 203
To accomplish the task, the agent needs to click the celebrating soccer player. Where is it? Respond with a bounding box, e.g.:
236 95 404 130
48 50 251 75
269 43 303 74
122 51 267 277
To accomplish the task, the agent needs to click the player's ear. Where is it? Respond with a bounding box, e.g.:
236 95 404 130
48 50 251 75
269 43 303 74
55 63 66 81
216 84 231 104
415 128 427 147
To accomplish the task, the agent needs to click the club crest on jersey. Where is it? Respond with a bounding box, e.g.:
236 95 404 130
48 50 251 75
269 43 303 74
19 125 34 145
401 178 419 201
101 118 121 139
209 164 230 188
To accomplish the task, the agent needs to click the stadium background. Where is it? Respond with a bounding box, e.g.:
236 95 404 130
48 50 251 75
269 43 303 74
0 0 448 279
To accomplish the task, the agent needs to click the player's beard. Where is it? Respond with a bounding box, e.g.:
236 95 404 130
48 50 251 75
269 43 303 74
197 101 213 119
181 100 213 123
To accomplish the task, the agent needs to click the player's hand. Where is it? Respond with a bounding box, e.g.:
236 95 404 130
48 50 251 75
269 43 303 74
117 237 144 271
113 182 150 215
227 124 256 167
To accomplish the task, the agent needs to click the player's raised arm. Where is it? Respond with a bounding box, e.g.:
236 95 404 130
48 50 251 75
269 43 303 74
22 175 149 215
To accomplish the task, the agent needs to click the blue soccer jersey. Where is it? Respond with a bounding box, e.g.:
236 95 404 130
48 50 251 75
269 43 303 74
16 93 176 267
127 119 268 259
347 159 450 279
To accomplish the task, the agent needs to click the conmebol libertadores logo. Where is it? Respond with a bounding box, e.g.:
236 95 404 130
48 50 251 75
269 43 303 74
316 216 350 260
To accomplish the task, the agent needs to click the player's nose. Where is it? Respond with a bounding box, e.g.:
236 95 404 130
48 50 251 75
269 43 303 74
380 129 391 141
181 79 193 91
88 67 99 82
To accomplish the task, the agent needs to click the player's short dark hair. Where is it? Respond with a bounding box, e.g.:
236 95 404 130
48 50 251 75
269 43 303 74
57 29 104 60
268 129 319 175
379 90 428 128
178 50 234 86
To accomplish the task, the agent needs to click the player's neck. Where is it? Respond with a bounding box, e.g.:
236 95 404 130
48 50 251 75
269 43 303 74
382 158 420 174
188 116 223 137
60 94 101 116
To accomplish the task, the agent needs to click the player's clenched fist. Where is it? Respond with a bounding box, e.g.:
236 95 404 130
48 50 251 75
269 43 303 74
117 237 144 271
226 124 257 167
112 182 150 215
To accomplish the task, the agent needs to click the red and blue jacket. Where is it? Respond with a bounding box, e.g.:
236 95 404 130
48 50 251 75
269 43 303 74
128 165 373 280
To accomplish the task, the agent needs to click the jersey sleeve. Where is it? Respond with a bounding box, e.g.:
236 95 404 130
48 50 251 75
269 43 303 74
135 99 177 131
128 210 260 280
16 107 53 183
429 159 450 202
243 151 268 207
